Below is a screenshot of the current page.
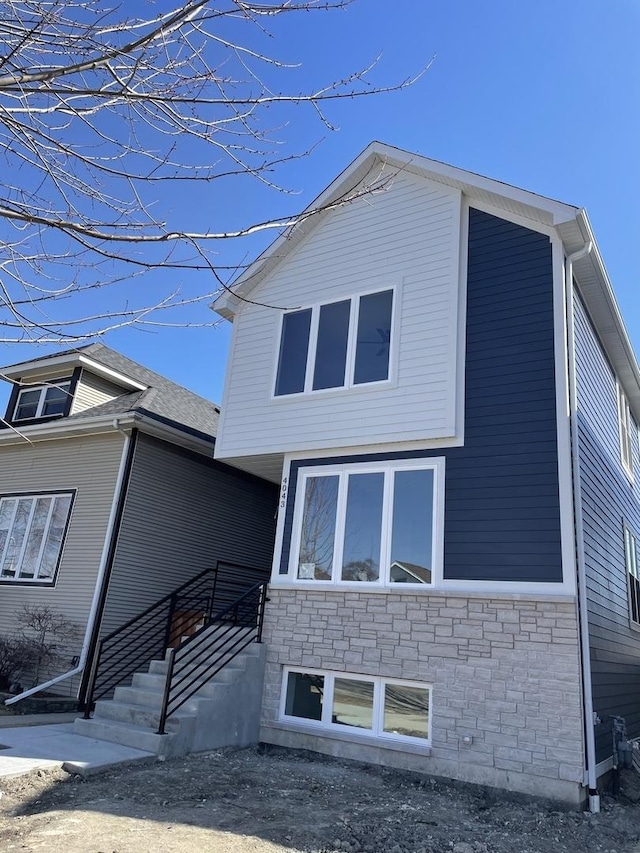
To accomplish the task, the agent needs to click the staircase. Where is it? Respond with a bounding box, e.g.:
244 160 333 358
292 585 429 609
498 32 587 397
75 628 266 757
75 562 269 757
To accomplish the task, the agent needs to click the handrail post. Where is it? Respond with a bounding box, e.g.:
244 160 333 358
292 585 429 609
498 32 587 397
157 646 176 735
257 582 268 643
162 593 178 652
208 561 220 622
83 639 103 718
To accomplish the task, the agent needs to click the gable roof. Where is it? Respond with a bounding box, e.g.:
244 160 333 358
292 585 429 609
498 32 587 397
212 141 580 321
2 343 220 442
211 140 640 419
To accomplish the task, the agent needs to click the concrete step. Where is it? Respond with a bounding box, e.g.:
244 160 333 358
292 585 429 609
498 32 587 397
94 699 161 729
148 659 169 676
74 716 178 756
114 684 164 708
94 698 195 730
132 672 166 691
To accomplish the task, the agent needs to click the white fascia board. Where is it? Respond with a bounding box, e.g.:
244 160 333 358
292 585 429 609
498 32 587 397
1 353 147 392
561 210 640 419
211 141 580 320
0 410 214 456
77 357 147 391
1 352 80 378
0 412 136 444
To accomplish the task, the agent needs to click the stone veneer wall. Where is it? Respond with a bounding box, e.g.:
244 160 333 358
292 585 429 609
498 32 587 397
260 590 585 805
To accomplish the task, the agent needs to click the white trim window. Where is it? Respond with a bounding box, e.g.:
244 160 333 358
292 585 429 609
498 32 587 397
617 383 634 478
14 382 71 421
0 493 73 583
280 668 432 746
625 526 640 628
288 458 444 586
274 288 395 397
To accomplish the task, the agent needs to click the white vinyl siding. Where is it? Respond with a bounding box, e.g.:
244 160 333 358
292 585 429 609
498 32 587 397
216 166 462 459
0 432 125 640
71 371 126 414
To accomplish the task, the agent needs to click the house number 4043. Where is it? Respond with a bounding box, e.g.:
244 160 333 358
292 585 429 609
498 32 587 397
280 476 288 509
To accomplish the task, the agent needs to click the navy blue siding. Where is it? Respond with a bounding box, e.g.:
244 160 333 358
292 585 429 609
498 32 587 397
574 292 640 761
280 209 562 583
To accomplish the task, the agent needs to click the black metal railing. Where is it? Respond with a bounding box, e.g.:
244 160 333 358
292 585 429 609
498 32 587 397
157 580 268 734
83 561 268 716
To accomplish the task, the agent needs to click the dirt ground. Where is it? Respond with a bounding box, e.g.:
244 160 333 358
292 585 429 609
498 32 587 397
1 747 640 853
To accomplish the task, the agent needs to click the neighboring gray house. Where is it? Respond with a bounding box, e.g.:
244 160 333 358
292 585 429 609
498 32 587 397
209 142 640 809
0 344 277 705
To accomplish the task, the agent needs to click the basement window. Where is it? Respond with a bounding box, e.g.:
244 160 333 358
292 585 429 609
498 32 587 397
281 668 431 746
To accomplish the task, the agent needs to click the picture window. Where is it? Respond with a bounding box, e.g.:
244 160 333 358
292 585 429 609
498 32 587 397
289 458 442 587
0 492 74 583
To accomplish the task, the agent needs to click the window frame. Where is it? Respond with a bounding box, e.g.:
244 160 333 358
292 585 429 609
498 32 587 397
617 383 634 479
13 380 72 422
0 490 75 585
272 286 396 399
286 457 445 588
279 667 432 747
624 524 640 631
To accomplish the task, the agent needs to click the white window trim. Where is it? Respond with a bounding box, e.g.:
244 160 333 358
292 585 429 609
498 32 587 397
0 492 74 584
624 524 640 631
272 286 397 399
617 383 634 480
279 666 432 747
13 382 71 422
286 456 445 588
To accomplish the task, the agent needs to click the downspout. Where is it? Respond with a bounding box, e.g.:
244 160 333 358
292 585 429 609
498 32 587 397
5 422 134 706
564 239 598 811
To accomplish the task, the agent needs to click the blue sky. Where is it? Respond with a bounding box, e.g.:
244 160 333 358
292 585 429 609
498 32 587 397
1 0 639 411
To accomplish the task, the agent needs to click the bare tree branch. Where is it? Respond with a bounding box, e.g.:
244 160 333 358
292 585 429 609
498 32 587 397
0 0 425 344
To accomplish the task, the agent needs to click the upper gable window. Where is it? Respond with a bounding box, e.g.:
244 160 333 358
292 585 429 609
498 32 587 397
13 382 71 422
274 289 394 397
617 383 633 478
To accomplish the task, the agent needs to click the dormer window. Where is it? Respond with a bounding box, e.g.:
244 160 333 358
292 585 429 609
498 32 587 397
13 381 71 422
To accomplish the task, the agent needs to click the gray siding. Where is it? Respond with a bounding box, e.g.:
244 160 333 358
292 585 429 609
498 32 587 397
71 370 125 415
101 433 277 636
280 209 563 584
0 432 126 690
574 289 640 762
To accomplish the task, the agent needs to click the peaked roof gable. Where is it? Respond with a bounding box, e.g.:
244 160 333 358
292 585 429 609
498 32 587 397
1 343 220 441
212 141 579 321
211 140 640 419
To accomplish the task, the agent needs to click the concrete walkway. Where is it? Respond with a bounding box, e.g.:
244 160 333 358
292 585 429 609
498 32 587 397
0 720 155 779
